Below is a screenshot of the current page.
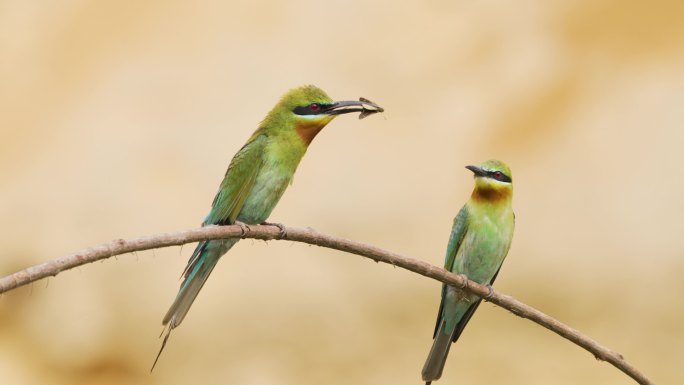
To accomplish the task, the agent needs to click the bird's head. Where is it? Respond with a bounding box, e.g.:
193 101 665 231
262 85 383 145
466 160 513 202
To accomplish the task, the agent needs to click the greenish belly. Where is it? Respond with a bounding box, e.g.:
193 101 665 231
236 168 291 224
454 228 510 284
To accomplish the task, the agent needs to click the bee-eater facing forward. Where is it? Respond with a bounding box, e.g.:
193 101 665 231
153 85 383 369
422 160 515 384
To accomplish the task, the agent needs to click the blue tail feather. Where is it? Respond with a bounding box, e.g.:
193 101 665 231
152 239 238 371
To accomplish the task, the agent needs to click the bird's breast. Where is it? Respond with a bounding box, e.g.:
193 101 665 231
236 145 302 224
454 208 514 284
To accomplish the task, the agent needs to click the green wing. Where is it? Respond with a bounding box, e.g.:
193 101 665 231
432 206 469 337
443 206 469 271
181 132 265 279
203 133 266 226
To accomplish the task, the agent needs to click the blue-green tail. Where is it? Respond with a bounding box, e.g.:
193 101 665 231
163 238 238 328
422 295 483 384
152 239 238 371
422 318 455 384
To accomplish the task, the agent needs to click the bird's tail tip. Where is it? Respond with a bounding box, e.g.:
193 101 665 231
421 323 453 383
150 324 173 372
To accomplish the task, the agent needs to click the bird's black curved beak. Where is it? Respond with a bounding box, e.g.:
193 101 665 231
466 165 488 177
324 98 384 119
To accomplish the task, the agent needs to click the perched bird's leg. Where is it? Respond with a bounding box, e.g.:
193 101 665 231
484 284 495 301
457 274 470 290
457 274 474 303
261 221 287 239
234 221 251 236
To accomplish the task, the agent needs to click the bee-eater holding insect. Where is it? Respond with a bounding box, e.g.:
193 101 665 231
152 85 383 369
422 160 515 384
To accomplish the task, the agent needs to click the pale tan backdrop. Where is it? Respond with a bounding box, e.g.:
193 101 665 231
1 1 682 384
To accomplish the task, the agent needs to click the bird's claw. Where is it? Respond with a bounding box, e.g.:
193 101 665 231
234 221 251 236
484 284 495 301
262 221 287 239
457 274 469 290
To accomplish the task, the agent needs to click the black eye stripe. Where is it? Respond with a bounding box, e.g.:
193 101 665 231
293 103 330 116
486 170 512 183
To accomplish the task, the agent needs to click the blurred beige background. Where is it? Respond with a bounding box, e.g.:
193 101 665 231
1 1 683 384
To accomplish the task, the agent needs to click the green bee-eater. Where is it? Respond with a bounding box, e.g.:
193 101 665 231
422 160 515 384
153 85 383 368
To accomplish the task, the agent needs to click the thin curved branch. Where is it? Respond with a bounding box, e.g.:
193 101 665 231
0 224 652 384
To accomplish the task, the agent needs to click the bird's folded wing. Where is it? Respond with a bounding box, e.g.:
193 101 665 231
432 206 469 337
204 133 266 225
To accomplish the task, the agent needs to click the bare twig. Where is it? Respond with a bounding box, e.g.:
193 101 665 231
0 224 652 384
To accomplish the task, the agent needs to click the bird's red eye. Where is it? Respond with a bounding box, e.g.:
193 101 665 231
494 171 503 180
309 103 320 111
